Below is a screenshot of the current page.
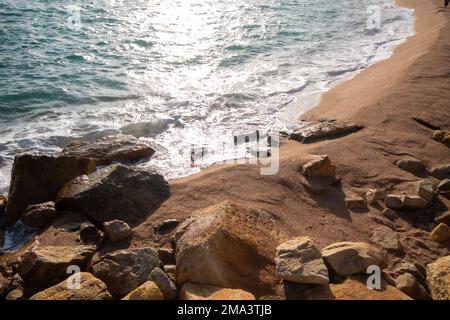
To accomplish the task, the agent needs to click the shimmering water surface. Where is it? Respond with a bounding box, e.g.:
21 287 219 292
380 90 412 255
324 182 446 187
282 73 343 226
0 0 414 194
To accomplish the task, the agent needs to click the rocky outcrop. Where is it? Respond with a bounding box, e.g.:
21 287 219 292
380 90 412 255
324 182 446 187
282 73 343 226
61 134 155 165
322 242 384 277
4 155 96 227
395 158 425 173
103 220 132 243
426 256 450 300
290 120 363 143
301 155 336 177
121 281 164 300
179 282 255 300
175 201 280 297
429 223 450 244
30 272 112 300
18 245 96 295
56 164 170 225
149 267 178 300
91 247 163 297
21 202 61 229
371 226 402 252
275 237 329 285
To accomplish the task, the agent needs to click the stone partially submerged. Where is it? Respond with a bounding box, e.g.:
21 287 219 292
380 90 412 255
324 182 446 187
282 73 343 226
290 120 363 143
56 164 170 224
61 134 155 165
4 155 96 227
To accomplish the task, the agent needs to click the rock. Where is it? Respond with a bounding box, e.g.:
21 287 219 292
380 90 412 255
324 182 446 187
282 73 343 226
322 242 384 277
365 189 382 206
290 120 363 143
394 262 426 283
0 226 4 248
30 272 112 300
371 226 402 252
275 237 329 285
79 223 104 246
443 134 450 147
179 283 255 300
149 267 178 300
18 245 96 295
395 158 425 173
430 164 450 180
427 256 450 300
175 201 279 296
121 281 164 300
21 201 61 229
5 289 26 300
382 208 397 220
437 179 450 192
302 155 336 177
429 223 450 244
154 219 180 232
395 273 430 300
102 220 132 243
157 247 175 265
91 247 163 297
164 265 176 274
344 195 367 211
415 181 435 202
385 194 403 209
4 155 96 227
61 134 155 165
56 164 170 225
299 176 329 195
0 194 6 210
435 212 450 226
432 130 446 142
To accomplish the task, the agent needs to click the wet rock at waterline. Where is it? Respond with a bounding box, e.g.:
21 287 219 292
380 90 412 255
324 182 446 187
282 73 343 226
56 164 170 225
290 120 363 143
61 134 155 165
4 155 96 227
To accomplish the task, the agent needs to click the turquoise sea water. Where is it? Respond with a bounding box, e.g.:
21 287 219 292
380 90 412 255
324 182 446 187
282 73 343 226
0 0 414 194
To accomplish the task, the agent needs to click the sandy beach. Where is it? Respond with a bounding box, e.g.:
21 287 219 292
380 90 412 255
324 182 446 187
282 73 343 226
1 0 449 301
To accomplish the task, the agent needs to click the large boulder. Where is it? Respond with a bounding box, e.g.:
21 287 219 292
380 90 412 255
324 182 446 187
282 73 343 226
290 120 363 143
4 155 96 227
61 134 155 165
30 272 112 300
91 247 163 297
18 245 96 295
426 256 450 300
121 281 164 300
275 237 329 285
56 164 170 225
322 242 385 277
21 201 61 229
179 282 255 300
174 201 281 297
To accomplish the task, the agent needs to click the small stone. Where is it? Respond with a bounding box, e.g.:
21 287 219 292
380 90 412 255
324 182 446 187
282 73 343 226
382 208 397 220
385 194 403 209
345 195 367 211
103 220 132 243
154 219 180 232
396 158 425 173
5 289 26 300
371 226 402 252
429 223 450 244
302 155 336 177
148 267 178 300
79 222 104 246
432 130 446 142
435 212 450 226
275 237 329 285
429 164 450 180
395 273 430 300
415 181 435 202
437 179 450 192
121 281 164 300
365 189 382 206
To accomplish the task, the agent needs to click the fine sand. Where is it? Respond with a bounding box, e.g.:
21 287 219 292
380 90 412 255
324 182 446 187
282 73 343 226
33 0 450 297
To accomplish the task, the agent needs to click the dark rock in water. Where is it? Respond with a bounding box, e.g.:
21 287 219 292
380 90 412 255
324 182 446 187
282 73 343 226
21 201 61 229
102 220 132 243
429 164 450 180
290 120 363 143
61 134 155 165
18 245 96 295
56 164 170 225
79 223 104 247
4 155 96 227
91 247 163 297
